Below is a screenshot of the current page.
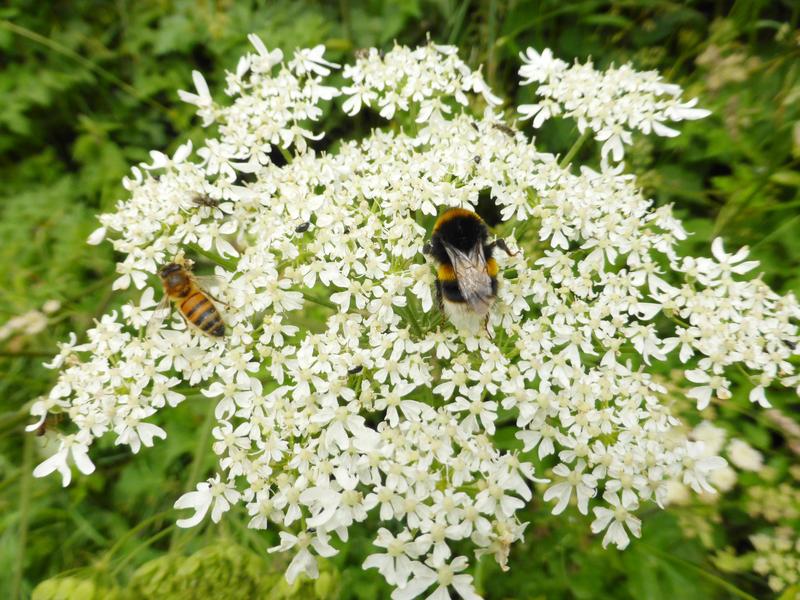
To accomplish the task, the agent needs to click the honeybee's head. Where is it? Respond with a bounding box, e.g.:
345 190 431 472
159 262 182 279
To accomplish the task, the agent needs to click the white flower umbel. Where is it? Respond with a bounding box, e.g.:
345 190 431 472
31 39 800 597
518 48 711 162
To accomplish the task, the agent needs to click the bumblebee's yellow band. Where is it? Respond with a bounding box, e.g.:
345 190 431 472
438 258 497 280
437 264 457 281
486 257 498 277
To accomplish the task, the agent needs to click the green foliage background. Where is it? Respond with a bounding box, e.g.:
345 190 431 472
1 1 799 598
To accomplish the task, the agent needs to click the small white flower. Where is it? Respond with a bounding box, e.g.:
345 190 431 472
682 442 728 494
33 432 95 487
590 492 641 550
727 438 764 472
268 530 337 584
543 460 596 515
174 475 240 528
391 556 480 600
289 45 340 77
87 226 107 245
363 528 421 588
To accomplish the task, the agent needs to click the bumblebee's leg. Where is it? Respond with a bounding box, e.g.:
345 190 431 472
432 281 446 329
423 241 433 256
492 238 518 256
483 315 494 338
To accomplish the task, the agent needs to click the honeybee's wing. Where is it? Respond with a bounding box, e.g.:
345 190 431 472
193 275 228 307
146 294 173 336
442 240 494 314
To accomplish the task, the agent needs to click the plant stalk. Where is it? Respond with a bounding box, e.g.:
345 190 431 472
12 433 34 600
169 399 216 549
559 129 592 169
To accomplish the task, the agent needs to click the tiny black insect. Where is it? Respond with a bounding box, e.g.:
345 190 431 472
295 221 311 233
192 194 220 208
491 122 515 136
348 365 363 375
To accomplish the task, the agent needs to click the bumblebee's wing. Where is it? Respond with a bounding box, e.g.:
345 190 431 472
442 240 494 314
146 294 173 336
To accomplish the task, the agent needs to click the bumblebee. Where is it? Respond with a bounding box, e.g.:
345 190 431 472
424 208 514 331
150 257 225 337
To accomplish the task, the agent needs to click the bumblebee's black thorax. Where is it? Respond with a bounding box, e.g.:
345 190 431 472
430 210 491 265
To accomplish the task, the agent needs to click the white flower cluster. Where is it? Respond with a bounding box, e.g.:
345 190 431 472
747 483 800 524
30 39 800 598
750 527 800 593
517 48 711 161
342 42 500 120
1 299 60 343
664 421 766 505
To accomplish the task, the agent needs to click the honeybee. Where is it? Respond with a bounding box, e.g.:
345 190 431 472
424 208 515 331
150 258 226 337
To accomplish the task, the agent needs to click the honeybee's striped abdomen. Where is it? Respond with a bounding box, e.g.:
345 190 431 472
201 313 225 337
181 291 207 317
179 292 225 336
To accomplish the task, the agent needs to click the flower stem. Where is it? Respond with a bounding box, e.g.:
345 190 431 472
559 129 592 169
302 291 338 311
486 0 498 88
640 543 758 600
110 525 176 577
12 432 34 600
187 244 238 271
169 399 216 550
402 305 423 337
338 0 352 40
101 509 175 562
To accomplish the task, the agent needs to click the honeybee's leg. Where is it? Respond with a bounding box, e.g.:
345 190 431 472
194 276 231 307
205 291 230 309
